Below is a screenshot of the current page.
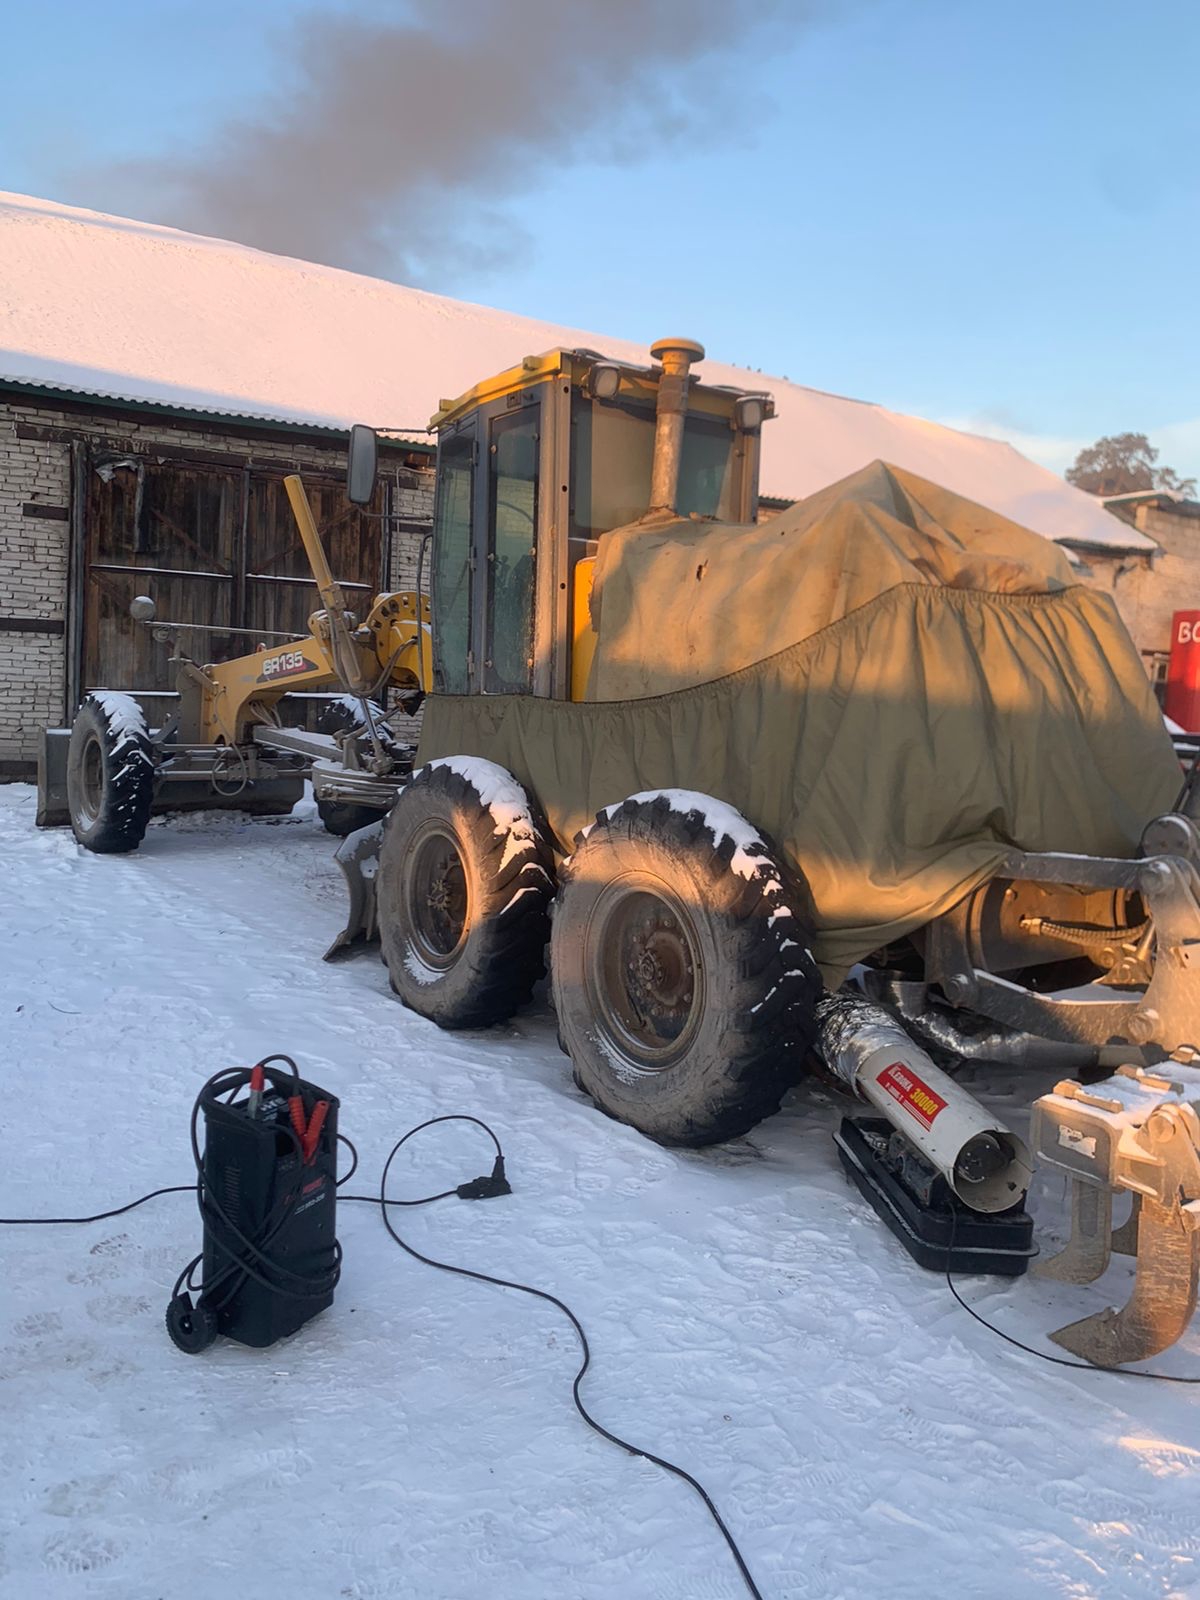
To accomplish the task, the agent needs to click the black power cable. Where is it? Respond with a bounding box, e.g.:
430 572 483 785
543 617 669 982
0 1185 194 1226
0 1138 450 1223
376 1117 765 1599
944 1209 1199 1384
0 1103 766 1600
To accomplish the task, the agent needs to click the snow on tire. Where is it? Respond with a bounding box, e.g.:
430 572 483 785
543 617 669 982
552 790 821 1146
376 757 554 1029
66 691 156 853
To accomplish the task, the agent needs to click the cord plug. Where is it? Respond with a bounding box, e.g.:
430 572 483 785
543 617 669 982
457 1155 511 1201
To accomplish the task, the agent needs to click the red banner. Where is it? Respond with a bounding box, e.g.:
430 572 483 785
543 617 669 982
1165 611 1200 734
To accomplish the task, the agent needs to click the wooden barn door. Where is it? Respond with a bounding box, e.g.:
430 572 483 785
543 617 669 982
80 452 384 700
240 472 381 643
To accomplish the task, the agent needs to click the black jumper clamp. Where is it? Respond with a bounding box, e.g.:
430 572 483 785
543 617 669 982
166 1056 340 1354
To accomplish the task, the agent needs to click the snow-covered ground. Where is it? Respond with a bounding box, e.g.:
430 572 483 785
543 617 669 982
1 783 1196 1600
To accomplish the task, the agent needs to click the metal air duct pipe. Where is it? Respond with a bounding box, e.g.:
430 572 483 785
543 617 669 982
648 336 705 514
859 969 1102 1074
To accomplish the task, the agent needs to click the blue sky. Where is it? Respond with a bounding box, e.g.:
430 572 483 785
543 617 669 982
1 0 1196 481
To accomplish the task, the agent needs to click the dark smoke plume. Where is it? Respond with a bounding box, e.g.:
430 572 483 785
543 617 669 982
92 0 798 284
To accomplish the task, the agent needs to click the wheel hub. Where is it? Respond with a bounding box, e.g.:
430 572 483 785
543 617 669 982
408 827 468 964
594 887 702 1068
78 735 104 824
627 921 694 1016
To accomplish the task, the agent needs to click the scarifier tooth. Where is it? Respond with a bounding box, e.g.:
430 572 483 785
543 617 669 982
1110 1193 1142 1257
1049 1196 1200 1366
1036 1087 1200 1364
1033 1179 1112 1285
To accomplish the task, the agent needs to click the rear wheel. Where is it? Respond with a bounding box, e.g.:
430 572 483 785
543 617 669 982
552 793 821 1146
66 692 155 853
377 759 554 1028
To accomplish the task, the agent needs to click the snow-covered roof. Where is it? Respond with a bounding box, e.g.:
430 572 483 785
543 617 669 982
0 191 1151 552
1102 489 1183 506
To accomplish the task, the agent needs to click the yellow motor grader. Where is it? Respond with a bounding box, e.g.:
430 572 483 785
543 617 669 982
45 338 1200 1365
39 443 431 851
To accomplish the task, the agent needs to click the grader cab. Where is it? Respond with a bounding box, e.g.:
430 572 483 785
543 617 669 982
42 336 1200 1364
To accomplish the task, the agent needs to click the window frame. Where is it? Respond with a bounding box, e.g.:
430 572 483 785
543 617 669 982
482 404 541 696
430 422 477 695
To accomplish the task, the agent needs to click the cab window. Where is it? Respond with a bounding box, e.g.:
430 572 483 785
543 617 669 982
485 410 539 694
431 431 473 694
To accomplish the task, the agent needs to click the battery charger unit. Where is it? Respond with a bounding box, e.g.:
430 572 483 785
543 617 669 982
166 1060 340 1354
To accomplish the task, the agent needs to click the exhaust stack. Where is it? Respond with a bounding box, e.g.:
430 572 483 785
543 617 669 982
648 336 705 514
818 992 1032 1213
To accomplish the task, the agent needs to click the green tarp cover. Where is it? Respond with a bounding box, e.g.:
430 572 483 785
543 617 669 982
418 462 1179 980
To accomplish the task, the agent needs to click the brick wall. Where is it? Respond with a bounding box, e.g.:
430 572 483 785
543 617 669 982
0 394 434 771
383 473 433 745
1063 505 1200 679
1107 504 1200 659
0 412 71 769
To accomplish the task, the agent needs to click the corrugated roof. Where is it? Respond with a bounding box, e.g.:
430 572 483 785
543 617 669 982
0 372 435 452
0 190 1152 551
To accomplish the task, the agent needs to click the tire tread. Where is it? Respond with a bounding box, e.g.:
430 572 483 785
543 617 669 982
67 693 155 853
378 762 554 1030
554 797 821 1146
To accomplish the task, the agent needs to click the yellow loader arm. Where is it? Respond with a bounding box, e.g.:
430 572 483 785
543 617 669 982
195 476 432 745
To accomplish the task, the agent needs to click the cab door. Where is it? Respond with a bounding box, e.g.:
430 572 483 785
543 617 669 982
430 387 547 698
481 402 540 695
429 420 476 694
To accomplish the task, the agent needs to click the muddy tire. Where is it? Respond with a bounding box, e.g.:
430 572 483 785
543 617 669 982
377 758 554 1028
552 793 821 1146
66 692 156 853
314 698 406 837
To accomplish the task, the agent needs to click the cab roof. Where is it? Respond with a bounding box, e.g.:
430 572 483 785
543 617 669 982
429 346 775 432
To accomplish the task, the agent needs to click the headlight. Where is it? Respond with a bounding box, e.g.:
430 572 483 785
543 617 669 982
733 395 767 432
585 362 622 401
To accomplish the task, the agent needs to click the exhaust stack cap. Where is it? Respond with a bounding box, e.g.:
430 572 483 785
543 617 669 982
649 336 705 369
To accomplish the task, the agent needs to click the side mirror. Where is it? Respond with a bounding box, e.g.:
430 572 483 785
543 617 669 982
347 424 378 506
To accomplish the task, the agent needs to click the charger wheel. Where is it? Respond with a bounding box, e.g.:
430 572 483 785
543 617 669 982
377 758 554 1028
165 1294 218 1355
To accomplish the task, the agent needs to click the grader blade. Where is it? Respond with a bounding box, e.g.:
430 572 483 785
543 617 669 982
1031 1070 1200 1365
323 821 384 960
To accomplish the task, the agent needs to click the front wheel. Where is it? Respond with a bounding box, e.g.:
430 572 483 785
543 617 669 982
314 698 407 837
66 692 156 853
552 793 821 1146
377 758 554 1028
